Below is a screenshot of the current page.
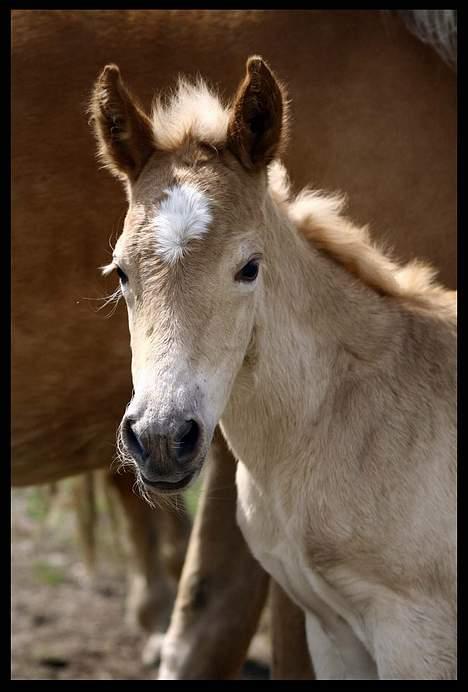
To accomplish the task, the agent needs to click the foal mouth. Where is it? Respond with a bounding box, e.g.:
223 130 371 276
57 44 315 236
140 469 197 494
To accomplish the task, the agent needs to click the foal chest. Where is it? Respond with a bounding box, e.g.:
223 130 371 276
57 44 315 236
235 461 372 656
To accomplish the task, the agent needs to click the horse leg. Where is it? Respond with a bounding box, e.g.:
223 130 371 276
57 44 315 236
270 581 315 679
155 495 192 587
107 469 190 641
158 426 270 679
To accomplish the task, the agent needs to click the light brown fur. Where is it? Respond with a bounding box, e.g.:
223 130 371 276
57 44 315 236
91 55 456 680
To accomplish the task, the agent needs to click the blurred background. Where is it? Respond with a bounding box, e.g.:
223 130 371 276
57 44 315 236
12 478 204 680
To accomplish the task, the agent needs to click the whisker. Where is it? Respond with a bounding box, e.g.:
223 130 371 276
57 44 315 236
77 286 123 319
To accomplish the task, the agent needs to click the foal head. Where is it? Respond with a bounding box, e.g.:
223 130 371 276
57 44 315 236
90 57 287 493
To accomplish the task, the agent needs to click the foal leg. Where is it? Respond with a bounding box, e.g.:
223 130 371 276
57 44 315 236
107 469 190 638
270 582 315 679
373 600 456 679
158 427 270 679
305 611 377 680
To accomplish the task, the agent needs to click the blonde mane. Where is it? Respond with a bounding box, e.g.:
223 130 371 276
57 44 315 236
268 161 456 315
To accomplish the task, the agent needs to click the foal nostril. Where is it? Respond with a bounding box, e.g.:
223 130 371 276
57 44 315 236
173 419 200 463
122 417 147 462
122 415 201 467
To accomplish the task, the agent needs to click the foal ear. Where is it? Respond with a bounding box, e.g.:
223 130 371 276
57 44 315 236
227 56 287 170
90 64 154 182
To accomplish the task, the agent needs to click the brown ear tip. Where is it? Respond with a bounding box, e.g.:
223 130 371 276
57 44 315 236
99 63 121 84
246 55 265 73
246 55 276 84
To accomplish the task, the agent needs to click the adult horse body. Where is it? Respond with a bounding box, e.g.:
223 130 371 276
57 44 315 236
90 55 456 679
13 9 456 678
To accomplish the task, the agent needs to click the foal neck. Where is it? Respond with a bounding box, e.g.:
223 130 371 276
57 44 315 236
262 191 405 365
226 190 407 463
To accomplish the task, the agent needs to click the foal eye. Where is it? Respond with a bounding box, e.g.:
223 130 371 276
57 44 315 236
235 259 259 283
116 266 128 285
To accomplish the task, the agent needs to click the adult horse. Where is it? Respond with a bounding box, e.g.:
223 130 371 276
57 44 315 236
12 9 456 678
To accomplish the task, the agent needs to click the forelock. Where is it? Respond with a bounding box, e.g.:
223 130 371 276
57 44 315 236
151 77 230 151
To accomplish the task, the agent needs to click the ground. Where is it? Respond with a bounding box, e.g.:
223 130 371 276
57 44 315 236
11 483 269 680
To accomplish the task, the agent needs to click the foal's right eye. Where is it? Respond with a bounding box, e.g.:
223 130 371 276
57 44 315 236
116 266 128 285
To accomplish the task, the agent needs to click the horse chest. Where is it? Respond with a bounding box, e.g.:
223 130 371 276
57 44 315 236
235 461 370 652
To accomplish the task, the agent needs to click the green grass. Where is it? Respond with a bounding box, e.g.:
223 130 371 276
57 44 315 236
32 561 67 586
25 488 50 523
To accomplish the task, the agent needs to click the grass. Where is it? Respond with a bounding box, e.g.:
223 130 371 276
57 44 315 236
15 471 203 575
25 488 50 522
32 561 68 586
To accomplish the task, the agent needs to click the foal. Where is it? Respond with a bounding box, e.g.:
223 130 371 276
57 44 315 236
91 57 456 679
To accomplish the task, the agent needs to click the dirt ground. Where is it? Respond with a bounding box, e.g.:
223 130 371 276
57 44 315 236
11 484 270 680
